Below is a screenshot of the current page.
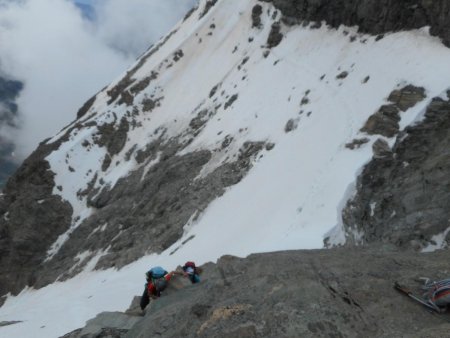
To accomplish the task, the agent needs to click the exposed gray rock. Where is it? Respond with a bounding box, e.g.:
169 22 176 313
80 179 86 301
251 4 263 28
173 49 184 62
61 247 450 338
142 96 163 113
265 142 275 151
388 85 426 112
372 138 392 159
267 22 283 48
284 118 298 132
345 137 369 150
0 320 22 327
60 314 133 338
199 0 218 19
130 71 158 96
189 109 209 131
94 117 130 157
124 296 144 316
106 29 178 105
209 83 220 98
224 94 238 110
342 94 450 250
336 71 348 79
260 0 450 48
361 104 400 137
361 86 426 138
76 96 96 119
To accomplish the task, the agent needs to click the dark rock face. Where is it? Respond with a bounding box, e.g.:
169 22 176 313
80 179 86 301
342 94 450 250
260 0 450 47
0 140 73 296
61 247 450 338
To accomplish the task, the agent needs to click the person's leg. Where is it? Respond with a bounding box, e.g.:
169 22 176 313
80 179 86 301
190 274 200 283
140 285 150 310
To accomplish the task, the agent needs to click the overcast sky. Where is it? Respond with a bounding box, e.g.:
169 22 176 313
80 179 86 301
0 0 197 159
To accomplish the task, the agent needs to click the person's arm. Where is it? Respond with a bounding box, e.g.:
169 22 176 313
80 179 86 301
165 271 176 281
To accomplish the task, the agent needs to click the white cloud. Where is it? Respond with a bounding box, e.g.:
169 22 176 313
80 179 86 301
0 0 196 159
93 0 196 57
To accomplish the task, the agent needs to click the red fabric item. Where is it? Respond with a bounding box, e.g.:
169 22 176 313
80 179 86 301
147 272 173 296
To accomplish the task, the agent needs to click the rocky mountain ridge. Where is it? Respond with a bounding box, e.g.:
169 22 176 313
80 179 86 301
261 0 450 47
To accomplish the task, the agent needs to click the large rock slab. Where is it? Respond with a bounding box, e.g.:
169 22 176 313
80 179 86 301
61 247 450 338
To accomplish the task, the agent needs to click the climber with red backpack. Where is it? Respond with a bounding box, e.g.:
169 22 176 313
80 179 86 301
140 266 175 310
179 261 201 284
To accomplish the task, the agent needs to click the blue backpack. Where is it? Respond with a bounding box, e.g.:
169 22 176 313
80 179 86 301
146 266 167 280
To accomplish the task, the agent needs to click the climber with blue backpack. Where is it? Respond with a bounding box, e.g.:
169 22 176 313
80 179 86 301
140 266 175 310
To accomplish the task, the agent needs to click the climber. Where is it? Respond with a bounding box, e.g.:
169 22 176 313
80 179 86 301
179 261 201 284
140 266 175 310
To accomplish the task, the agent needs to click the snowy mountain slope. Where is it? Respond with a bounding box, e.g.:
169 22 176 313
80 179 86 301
47 0 450 261
1 0 450 336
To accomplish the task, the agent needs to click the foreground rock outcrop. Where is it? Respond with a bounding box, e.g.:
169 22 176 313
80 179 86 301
63 247 450 338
